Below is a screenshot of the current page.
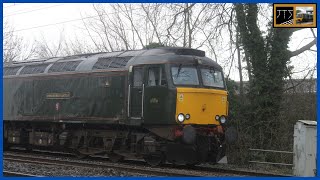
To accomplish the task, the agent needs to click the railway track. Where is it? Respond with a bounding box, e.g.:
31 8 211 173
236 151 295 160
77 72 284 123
3 170 41 177
4 150 291 177
4 153 199 177
189 165 290 177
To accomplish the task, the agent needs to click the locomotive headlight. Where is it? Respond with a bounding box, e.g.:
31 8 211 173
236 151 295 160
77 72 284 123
185 114 190 120
177 113 185 122
219 116 227 124
215 115 220 121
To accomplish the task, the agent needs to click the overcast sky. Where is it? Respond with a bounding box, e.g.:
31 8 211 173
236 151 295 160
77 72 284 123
3 3 317 81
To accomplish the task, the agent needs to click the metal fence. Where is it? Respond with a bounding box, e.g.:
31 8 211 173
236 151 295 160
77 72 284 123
249 148 293 166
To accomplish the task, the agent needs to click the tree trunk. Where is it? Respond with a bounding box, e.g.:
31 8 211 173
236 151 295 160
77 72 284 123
183 3 188 47
236 28 244 97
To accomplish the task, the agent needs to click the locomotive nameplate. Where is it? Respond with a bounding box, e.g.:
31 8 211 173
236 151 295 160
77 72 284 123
46 92 71 99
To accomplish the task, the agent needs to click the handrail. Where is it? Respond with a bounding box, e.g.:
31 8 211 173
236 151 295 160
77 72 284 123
127 84 131 117
141 84 145 118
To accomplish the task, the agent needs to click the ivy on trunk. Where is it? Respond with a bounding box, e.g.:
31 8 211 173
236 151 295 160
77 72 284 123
234 4 294 148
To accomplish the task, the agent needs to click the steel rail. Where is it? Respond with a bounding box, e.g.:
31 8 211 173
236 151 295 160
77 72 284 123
189 165 292 177
4 150 292 177
4 154 198 177
3 170 42 177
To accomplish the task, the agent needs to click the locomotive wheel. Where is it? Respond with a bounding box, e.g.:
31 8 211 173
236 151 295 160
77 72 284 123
108 152 124 163
144 153 165 167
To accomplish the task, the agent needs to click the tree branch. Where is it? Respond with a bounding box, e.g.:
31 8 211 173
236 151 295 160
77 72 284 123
310 28 317 47
166 3 196 37
290 39 316 57
288 28 303 34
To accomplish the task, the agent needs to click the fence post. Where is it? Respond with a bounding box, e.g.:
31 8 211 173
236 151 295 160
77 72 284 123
293 120 317 176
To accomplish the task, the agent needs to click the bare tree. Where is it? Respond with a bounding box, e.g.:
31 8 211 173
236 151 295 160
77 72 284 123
3 21 36 64
62 37 96 56
3 21 21 64
34 30 66 58
141 4 163 45
16 3 314 88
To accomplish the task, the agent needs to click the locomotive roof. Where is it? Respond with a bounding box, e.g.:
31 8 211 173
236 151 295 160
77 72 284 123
4 47 222 77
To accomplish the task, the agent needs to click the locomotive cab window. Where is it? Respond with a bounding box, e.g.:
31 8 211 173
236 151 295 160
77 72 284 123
148 66 167 86
171 66 199 85
201 68 225 88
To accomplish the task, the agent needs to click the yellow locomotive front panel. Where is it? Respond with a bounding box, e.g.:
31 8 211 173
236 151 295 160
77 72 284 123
171 64 228 125
176 88 228 125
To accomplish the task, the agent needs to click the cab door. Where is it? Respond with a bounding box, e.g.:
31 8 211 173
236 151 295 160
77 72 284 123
143 65 170 124
128 66 145 122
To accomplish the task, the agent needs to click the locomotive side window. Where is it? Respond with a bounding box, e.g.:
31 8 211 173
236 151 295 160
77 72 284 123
147 67 167 86
133 67 143 87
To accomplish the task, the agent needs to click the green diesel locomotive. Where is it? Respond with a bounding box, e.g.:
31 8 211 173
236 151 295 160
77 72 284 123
4 47 229 166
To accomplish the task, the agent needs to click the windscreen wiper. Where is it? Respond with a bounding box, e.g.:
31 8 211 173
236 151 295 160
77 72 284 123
176 64 182 78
